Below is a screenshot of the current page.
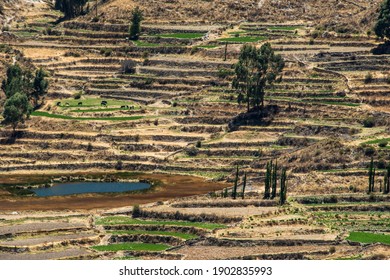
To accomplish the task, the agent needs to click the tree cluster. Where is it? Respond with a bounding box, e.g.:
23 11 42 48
54 0 87 20
375 0 390 40
1 64 48 132
264 160 287 205
233 43 284 112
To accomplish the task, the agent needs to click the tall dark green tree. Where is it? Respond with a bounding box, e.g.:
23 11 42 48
232 43 284 112
271 161 278 199
264 161 272 199
1 64 32 98
232 165 239 199
384 164 390 194
2 92 33 132
241 172 247 199
32 68 49 108
54 0 87 19
279 168 287 205
368 157 375 193
129 6 143 40
375 0 390 40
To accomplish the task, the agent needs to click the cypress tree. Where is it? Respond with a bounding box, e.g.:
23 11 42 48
242 172 247 199
129 6 143 40
384 164 390 194
223 188 228 198
264 161 271 199
368 157 374 193
271 161 278 199
232 165 239 199
280 168 287 205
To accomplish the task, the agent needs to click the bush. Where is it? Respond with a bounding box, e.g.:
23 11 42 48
365 146 376 156
364 72 373 84
100 48 112 57
329 246 336 254
115 160 123 170
132 204 141 218
195 140 202 148
363 117 375 128
73 91 83 99
87 142 93 152
377 158 387 169
378 141 388 148
185 146 198 157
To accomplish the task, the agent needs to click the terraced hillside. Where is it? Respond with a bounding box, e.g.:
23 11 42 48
0 0 390 260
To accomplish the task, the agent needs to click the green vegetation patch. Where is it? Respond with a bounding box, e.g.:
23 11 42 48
218 36 266 43
346 232 390 245
92 243 170 252
55 98 133 108
109 230 198 240
268 26 303 31
134 41 160 47
96 217 227 230
158 33 205 39
32 111 143 121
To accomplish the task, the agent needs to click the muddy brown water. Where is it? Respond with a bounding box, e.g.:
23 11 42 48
0 173 228 211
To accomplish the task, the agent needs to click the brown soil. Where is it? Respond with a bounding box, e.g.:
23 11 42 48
0 173 227 211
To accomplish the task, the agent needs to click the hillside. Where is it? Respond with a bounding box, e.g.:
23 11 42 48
0 0 389 261
92 0 382 33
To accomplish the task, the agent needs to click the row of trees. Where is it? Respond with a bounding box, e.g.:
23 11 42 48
224 164 288 205
232 43 284 112
1 64 48 132
263 161 287 205
368 157 390 194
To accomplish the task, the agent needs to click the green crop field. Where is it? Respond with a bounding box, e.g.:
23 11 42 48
159 33 204 39
96 217 227 230
346 232 390 245
55 98 133 108
109 230 198 240
92 243 171 252
218 36 266 43
32 111 143 121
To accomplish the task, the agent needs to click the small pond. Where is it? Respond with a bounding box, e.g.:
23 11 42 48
32 182 150 197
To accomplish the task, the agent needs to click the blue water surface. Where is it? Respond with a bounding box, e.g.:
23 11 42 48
33 182 150 197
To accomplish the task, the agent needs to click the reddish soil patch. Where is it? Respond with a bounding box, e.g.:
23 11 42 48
0 173 227 211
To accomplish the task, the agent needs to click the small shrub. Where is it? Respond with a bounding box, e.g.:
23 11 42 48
172 101 178 107
100 48 112 57
364 72 373 84
309 38 315 45
87 142 93 152
115 160 123 170
378 141 388 148
329 246 336 254
377 158 387 169
365 146 376 156
153 119 159 126
195 140 202 148
132 204 141 218
363 117 375 128
73 91 83 99
185 146 198 157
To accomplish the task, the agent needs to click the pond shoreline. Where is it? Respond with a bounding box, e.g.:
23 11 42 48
0 172 228 211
